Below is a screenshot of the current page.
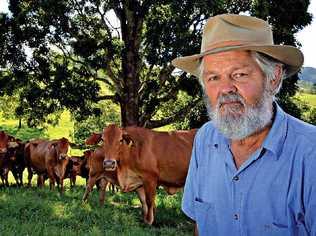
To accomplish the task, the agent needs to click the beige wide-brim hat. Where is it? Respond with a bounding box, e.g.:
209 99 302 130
172 14 304 78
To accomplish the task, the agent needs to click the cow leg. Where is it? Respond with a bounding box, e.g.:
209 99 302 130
143 180 157 225
3 168 9 186
59 178 65 194
136 186 148 222
47 167 55 190
82 175 97 203
37 174 45 187
27 167 33 187
98 178 108 206
70 175 76 188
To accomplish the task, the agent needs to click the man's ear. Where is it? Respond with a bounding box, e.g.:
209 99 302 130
121 134 135 148
270 64 283 93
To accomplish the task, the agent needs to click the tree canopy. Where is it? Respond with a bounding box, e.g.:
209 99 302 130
0 0 312 129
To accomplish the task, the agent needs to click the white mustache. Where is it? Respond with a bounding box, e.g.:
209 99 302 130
217 93 245 108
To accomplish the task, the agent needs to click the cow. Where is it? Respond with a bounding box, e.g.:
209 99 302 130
101 124 197 225
24 137 70 193
65 150 91 187
82 137 147 209
0 131 26 186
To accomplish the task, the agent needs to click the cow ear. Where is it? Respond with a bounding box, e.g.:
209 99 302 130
48 143 57 150
122 134 135 148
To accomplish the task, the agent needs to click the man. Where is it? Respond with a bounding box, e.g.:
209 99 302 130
172 14 316 236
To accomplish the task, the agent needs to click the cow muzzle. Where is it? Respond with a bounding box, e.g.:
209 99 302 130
58 154 67 160
103 160 118 171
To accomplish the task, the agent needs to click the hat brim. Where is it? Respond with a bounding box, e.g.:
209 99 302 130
171 45 303 78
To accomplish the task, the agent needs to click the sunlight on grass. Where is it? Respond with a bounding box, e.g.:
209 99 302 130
296 92 316 107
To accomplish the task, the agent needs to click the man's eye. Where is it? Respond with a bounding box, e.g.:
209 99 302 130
206 76 218 82
233 73 248 80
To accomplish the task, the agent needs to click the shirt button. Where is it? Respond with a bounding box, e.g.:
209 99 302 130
234 214 239 220
233 176 239 181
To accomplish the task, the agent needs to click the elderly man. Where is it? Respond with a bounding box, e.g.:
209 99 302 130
172 14 316 236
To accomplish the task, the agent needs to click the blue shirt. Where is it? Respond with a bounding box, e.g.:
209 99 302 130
182 104 316 236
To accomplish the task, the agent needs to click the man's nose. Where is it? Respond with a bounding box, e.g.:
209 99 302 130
219 77 237 94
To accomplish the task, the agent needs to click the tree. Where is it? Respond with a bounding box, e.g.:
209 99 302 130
0 0 312 129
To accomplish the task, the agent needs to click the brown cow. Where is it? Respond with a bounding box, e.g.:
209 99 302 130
0 131 26 186
101 124 197 225
83 136 145 209
25 137 70 193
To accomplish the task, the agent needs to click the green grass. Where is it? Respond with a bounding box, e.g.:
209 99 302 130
296 92 316 107
0 176 193 235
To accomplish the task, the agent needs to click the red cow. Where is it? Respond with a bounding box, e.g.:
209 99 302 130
25 137 70 193
83 135 145 208
0 131 26 186
101 124 197 224
65 150 91 187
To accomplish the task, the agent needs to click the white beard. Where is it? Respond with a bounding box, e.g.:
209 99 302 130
206 87 273 140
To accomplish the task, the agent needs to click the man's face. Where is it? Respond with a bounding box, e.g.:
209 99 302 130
201 50 274 139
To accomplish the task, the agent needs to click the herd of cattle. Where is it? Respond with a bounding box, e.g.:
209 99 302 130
0 124 197 225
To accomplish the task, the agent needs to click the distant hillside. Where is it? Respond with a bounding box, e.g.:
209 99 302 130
299 67 316 83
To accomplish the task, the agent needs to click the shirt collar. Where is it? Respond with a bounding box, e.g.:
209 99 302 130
262 102 288 160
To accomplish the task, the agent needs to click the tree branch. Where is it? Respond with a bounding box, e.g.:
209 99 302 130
144 98 200 129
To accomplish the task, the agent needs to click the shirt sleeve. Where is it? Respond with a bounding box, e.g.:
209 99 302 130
181 133 199 221
304 152 316 234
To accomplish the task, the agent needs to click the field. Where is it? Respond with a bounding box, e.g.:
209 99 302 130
0 181 192 235
296 92 316 107
0 112 193 235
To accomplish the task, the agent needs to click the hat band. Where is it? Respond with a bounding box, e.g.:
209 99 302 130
203 40 272 53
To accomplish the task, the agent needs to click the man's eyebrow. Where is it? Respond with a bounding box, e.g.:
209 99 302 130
203 65 252 76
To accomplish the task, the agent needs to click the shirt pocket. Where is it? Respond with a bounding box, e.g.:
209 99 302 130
194 199 217 236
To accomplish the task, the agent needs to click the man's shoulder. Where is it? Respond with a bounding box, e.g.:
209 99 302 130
286 113 316 144
196 121 217 141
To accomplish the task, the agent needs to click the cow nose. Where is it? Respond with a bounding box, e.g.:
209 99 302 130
103 160 117 171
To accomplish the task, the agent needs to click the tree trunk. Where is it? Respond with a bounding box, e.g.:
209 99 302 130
119 2 143 127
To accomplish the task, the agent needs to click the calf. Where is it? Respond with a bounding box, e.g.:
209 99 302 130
25 137 70 193
101 124 197 224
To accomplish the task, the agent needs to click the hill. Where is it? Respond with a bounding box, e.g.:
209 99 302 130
299 67 316 83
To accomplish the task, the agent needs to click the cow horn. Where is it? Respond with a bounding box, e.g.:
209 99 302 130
8 142 19 148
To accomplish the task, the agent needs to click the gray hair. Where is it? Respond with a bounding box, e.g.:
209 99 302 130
198 51 286 98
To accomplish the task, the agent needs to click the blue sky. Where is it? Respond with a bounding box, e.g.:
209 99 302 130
0 0 315 68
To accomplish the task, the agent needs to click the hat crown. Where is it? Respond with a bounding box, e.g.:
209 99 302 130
201 14 274 52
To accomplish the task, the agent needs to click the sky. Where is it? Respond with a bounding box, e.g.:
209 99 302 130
0 0 315 68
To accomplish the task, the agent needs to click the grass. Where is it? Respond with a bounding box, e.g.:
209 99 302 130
296 92 316 107
0 176 193 235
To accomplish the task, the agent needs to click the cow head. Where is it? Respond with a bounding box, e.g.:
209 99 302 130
0 131 9 154
85 132 102 145
69 155 87 176
102 124 143 192
0 131 20 155
50 137 70 179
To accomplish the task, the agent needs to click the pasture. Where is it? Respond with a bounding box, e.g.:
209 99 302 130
296 92 316 107
0 113 193 235
0 178 193 235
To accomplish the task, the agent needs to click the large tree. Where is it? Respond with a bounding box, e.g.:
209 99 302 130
0 0 312 128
